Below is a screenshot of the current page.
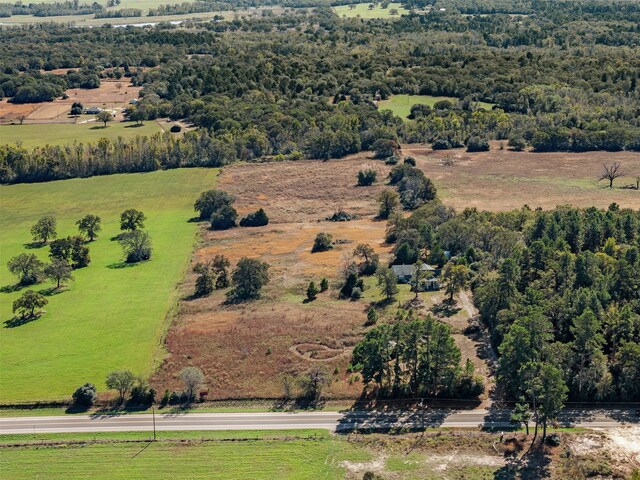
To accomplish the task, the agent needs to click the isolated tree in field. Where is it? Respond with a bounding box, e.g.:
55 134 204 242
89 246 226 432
44 259 73 289
306 281 319 301
312 232 333 253
12 290 48 319
442 263 470 303
106 370 135 404
180 366 205 401
31 215 57 244
194 190 235 221
120 209 146 231
599 162 625 189
228 257 270 301
377 189 400 219
376 265 398 301
72 383 97 407
357 168 377 186
320 278 329 292
7 253 44 285
76 214 101 241
366 307 378 326
193 262 214 297
211 254 231 289
17 114 26 125
96 110 112 127
119 230 152 263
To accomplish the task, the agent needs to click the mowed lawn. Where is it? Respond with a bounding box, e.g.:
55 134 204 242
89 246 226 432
0 430 363 480
0 121 163 149
0 168 218 403
334 2 407 18
378 94 495 118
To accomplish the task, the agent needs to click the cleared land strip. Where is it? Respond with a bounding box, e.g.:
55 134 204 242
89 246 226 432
0 410 636 435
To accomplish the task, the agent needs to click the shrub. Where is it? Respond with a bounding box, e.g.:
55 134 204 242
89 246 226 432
432 138 451 150
312 233 333 253
372 138 397 159
72 383 97 407
351 285 362 300
365 308 378 326
466 135 490 152
320 278 329 291
546 433 561 446
306 281 319 301
194 190 235 221
384 155 399 165
211 204 238 230
170 124 181 133
508 137 527 151
357 169 377 186
403 156 416 166
239 208 269 227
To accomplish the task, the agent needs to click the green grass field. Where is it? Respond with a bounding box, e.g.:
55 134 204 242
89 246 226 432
378 94 495 118
0 121 163 149
0 168 218 403
334 2 407 19
0 430 369 480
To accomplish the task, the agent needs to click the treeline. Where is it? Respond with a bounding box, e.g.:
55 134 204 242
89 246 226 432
390 200 640 402
94 8 142 18
0 1 102 17
148 2 224 16
0 68 101 103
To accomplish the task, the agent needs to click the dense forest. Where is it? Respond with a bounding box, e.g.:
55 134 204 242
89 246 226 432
3 1 640 182
381 198 640 402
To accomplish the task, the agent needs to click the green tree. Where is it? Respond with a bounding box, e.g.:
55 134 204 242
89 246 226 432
240 208 269 227
72 383 97 407
354 243 379 275
210 204 238 230
76 214 102 241
510 399 532 435
193 262 214 297
7 253 44 285
211 254 231 289
570 309 605 399
12 290 48 319
376 265 398 301
44 259 74 289
106 370 135 404
357 169 377 186
96 110 112 127
194 190 235 221
522 361 568 443
31 215 57 244
306 281 319 301
441 263 470 303
120 209 146 231
312 232 333 253
320 278 329 292
119 230 152 263
377 189 400 219
228 257 270 301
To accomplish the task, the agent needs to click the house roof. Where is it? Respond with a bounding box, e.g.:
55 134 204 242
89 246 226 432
391 263 436 277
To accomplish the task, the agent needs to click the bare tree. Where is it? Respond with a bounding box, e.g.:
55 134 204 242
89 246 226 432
599 162 625 189
17 115 26 125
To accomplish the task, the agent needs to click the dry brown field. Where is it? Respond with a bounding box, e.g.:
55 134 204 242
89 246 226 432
152 147 640 401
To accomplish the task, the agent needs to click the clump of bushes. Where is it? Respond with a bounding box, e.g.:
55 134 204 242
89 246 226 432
170 124 181 133
194 190 238 230
239 208 269 227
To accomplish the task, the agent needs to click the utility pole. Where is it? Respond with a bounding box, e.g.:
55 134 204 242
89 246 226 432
152 407 157 441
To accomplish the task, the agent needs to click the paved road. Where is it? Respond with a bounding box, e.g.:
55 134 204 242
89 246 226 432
0 409 636 435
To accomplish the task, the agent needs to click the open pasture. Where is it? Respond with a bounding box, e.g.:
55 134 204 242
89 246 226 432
0 121 164 149
378 94 495 118
0 168 218 403
405 143 640 211
334 2 408 19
